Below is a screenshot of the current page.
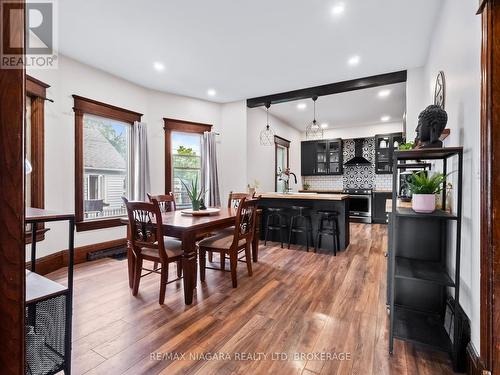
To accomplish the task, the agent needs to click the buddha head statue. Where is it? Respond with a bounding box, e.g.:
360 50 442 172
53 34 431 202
415 105 448 148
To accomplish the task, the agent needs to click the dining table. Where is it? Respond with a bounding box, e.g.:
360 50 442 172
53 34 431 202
121 207 261 305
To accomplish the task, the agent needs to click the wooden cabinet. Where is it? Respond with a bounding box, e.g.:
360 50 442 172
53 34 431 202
372 191 392 224
301 139 343 176
374 132 404 174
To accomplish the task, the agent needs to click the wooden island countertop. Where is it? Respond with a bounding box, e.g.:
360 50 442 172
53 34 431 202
259 192 349 201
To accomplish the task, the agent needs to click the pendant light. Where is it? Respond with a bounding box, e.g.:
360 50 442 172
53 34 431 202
305 96 323 140
260 102 275 146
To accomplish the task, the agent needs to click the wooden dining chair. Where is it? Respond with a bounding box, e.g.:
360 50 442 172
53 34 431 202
198 197 258 288
228 191 254 209
207 191 256 265
147 192 176 213
122 197 183 304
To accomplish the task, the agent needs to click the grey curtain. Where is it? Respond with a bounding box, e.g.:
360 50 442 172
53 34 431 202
201 131 221 207
132 121 151 201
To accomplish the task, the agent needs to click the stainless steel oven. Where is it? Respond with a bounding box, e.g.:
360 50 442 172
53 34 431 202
343 189 372 223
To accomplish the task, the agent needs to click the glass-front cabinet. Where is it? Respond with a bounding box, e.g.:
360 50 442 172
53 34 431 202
375 132 404 174
301 138 343 176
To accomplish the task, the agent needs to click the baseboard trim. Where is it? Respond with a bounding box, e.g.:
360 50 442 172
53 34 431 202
26 238 127 275
466 342 489 375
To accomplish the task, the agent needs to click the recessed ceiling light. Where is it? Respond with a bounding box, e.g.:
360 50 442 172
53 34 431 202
153 62 165 71
348 55 360 66
297 103 307 110
320 123 329 129
378 89 391 98
381 115 391 122
207 89 216 97
331 3 345 15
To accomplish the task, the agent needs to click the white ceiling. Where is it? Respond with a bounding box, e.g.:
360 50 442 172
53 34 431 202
267 82 406 131
58 0 442 103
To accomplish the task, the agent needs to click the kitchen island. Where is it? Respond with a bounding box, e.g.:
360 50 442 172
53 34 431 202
257 193 350 251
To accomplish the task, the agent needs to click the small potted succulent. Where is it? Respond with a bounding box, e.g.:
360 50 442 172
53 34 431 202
407 171 447 213
247 179 260 196
181 176 206 211
302 183 311 191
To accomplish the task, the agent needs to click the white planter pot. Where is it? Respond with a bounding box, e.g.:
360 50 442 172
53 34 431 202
412 194 436 213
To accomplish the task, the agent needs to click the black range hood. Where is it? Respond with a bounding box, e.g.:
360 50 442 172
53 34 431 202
344 138 371 166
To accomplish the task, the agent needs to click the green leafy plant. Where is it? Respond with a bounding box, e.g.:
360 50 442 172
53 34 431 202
407 171 448 194
181 176 206 206
398 142 414 150
247 179 260 189
177 145 196 155
303 183 311 190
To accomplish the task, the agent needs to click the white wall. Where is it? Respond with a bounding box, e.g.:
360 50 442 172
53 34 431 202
407 0 481 350
405 67 426 141
247 108 302 192
218 101 248 200
27 55 247 257
320 121 403 140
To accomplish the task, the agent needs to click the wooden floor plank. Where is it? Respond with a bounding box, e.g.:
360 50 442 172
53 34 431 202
44 223 458 375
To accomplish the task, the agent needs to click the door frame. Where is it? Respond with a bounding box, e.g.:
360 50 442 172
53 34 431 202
0 0 26 374
479 0 500 373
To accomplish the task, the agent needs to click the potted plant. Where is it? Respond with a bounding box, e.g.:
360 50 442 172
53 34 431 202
303 183 311 191
181 176 205 211
247 179 260 196
407 171 447 213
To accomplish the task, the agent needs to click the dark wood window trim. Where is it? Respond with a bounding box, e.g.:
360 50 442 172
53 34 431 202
274 136 290 192
0 0 26 371
73 95 143 232
26 75 50 243
479 1 500 373
163 118 212 194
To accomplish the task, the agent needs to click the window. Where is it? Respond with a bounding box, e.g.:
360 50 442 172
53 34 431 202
171 132 202 208
73 95 142 231
83 114 131 220
274 136 290 192
164 118 212 204
26 75 50 243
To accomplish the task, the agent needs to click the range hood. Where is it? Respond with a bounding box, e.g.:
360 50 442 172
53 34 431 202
344 138 371 166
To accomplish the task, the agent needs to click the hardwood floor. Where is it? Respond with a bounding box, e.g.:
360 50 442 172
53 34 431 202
47 223 457 375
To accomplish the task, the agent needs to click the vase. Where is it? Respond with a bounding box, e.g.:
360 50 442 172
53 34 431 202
248 187 256 196
412 194 436 213
191 200 201 211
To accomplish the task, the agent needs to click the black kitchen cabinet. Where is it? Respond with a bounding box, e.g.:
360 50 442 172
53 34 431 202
301 139 343 176
372 191 392 224
375 132 404 174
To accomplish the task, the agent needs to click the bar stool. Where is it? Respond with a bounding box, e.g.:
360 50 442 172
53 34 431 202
288 206 314 252
315 210 340 256
264 208 287 248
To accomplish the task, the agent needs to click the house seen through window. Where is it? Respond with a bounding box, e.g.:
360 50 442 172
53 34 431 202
83 114 131 219
171 131 202 208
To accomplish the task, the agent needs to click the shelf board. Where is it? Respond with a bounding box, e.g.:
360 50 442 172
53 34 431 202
394 207 458 220
395 147 463 161
393 306 452 353
26 270 67 304
395 257 455 286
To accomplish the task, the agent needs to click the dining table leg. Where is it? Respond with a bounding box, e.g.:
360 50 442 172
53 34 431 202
182 231 198 305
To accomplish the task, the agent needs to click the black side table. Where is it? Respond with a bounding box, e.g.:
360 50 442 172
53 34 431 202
25 208 75 375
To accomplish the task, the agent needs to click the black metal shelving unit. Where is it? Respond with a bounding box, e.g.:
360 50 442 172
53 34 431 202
388 147 463 363
25 208 75 375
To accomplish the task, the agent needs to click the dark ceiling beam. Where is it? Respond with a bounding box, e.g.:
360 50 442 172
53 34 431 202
246 70 407 108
